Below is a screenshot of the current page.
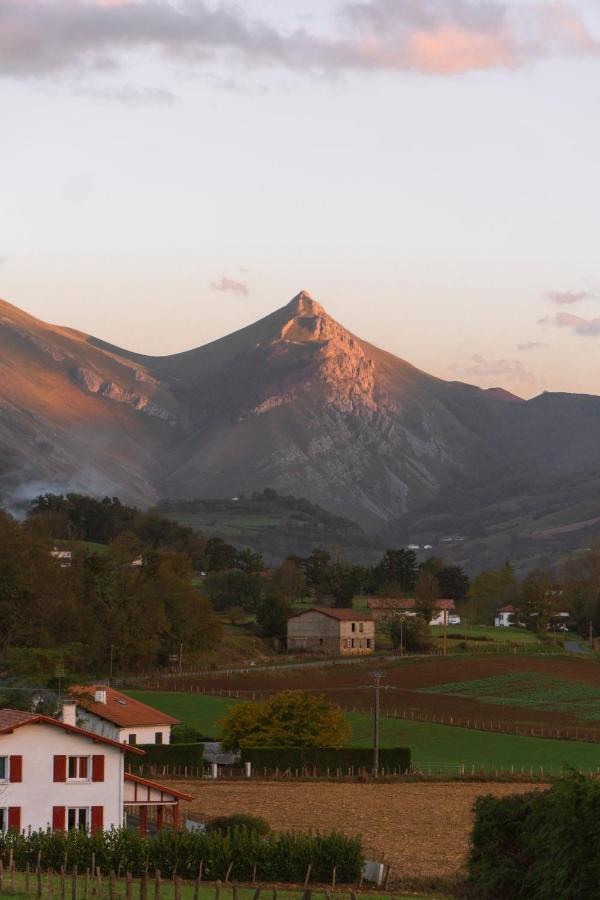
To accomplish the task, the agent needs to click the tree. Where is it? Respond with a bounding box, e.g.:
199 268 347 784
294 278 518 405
420 558 470 602
466 563 518 625
272 558 306 603
255 590 291 639
520 569 556 632
373 549 417 594
227 606 247 625
414 570 440 624
219 690 352 750
387 615 432 653
560 542 600 636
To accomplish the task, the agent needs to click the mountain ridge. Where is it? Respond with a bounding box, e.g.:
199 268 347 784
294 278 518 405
2 291 600 570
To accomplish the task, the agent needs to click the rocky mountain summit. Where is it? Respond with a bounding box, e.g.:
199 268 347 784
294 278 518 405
3 290 600 567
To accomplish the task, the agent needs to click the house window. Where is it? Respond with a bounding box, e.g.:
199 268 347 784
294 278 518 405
67 757 90 781
351 623 356 632
359 622 364 633
319 638 324 646
155 732 163 745
67 808 89 832
0 757 7 782
366 639 371 648
351 638 356 648
0 808 6 831
128 734 137 745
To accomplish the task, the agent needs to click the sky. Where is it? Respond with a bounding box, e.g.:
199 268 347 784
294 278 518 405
1 0 600 399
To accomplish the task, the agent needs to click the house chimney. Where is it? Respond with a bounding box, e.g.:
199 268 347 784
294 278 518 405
62 701 77 727
94 688 108 704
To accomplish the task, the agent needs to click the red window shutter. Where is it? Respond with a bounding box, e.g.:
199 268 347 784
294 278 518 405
91 806 103 835
8 807 21 832
52 806 66 832
53 755 67 782
91 755 104 782
9 755 23 783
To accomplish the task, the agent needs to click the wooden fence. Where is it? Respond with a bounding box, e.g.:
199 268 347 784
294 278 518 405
0 862 391 899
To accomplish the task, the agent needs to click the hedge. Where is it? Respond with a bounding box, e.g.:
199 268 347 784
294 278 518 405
240 747 411 772
127 742 204 772
468 777 600 899
0 828 363 884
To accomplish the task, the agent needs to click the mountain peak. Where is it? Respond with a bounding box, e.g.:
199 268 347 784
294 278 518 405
286 290 326 318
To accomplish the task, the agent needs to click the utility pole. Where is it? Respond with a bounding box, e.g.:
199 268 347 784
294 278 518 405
400 617 404 658
179 642 184 673
443 609 448 657
109 644 114 686
370 671 383 777
589 620 594 649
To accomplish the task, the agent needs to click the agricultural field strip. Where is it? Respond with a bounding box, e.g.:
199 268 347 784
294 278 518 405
421 672 600 721
127 691 600 770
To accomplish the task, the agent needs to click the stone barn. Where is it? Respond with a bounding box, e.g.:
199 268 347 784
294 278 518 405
287 608 375 656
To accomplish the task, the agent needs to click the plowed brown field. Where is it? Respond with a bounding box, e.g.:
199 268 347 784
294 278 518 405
169 656 600 730
168 780 545 879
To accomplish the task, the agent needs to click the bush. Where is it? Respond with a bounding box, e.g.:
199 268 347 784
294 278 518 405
171 725 210 744
127 742 204 772
468 777 600 899
206 815 271 836
0 827 363 884
240 746 411 772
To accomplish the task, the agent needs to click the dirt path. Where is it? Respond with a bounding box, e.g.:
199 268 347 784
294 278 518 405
168 780 544 879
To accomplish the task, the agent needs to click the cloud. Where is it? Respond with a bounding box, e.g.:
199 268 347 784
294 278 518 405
547 289 593 305
517 341 546 351
80 85 177 105
210 276 248 297
449 352 535 384
551 312 600 336
0 0 599 82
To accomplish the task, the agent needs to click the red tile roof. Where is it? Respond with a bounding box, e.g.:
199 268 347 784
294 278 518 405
71 686 180 728
288 607 373 621
125 772 193 801
367 598 456 611
0 709 144 754
497 605 517 613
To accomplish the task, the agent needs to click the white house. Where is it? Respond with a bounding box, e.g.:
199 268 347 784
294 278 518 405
0 706 191 835
495 605 517 627
70 686 180 746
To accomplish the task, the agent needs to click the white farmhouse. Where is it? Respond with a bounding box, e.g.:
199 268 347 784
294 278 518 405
0 706 191 835
70 686 180 746
495 605 517 627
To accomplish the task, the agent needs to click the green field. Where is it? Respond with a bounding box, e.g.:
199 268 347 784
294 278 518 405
126 691 240 738
429 625 540 644
0 873 441 900
127 690 600 773
422 671 600 721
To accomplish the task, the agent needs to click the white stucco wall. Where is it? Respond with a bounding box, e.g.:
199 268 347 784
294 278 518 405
76 712 171 746
0 722 124 831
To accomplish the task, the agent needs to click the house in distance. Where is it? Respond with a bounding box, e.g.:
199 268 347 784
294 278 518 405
70 686 180 746
367 597 458 625
287 608 375 655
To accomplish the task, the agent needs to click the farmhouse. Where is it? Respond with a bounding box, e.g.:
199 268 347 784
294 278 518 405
287 608 375 655
495 605 517 627
70 685 180 745
0 706 191 834
367 597 457 626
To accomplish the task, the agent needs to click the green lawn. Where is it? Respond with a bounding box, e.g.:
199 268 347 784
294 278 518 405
347 713 600 773
126 691 241 738
421 671 600 721
429 625 540 643
127 690 600 773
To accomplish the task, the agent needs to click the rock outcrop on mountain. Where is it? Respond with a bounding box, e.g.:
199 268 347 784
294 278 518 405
3 290 600 564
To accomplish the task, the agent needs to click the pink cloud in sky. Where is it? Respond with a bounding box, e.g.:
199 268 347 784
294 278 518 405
210 276 249 298
554 312 600 336
0 0 599 80
547 289 593 304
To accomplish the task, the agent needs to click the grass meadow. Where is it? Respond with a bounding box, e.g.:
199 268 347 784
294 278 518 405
127 690 600 773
